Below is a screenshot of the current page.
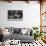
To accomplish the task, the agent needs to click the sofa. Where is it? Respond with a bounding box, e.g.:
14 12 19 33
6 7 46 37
2 27 34 43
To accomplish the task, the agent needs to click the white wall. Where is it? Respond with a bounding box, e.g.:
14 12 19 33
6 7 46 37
0 1 40 28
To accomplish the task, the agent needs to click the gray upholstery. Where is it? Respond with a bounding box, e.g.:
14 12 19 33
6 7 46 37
3 28 34 43
14 28 21 33
8 33 34 43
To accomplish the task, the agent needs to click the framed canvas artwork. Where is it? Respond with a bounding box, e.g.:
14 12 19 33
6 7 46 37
8 10 23 21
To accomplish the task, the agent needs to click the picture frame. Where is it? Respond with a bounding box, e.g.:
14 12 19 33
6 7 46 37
8 10 23 21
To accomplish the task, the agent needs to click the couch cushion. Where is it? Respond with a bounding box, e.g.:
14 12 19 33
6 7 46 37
8 27 14 34
21 28 27 35
14 28 21 33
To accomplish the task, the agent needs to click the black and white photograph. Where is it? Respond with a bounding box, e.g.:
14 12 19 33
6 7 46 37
8 10 23 21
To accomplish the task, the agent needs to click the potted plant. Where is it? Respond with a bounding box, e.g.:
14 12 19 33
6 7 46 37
32 27 43 40
32 27 38 40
